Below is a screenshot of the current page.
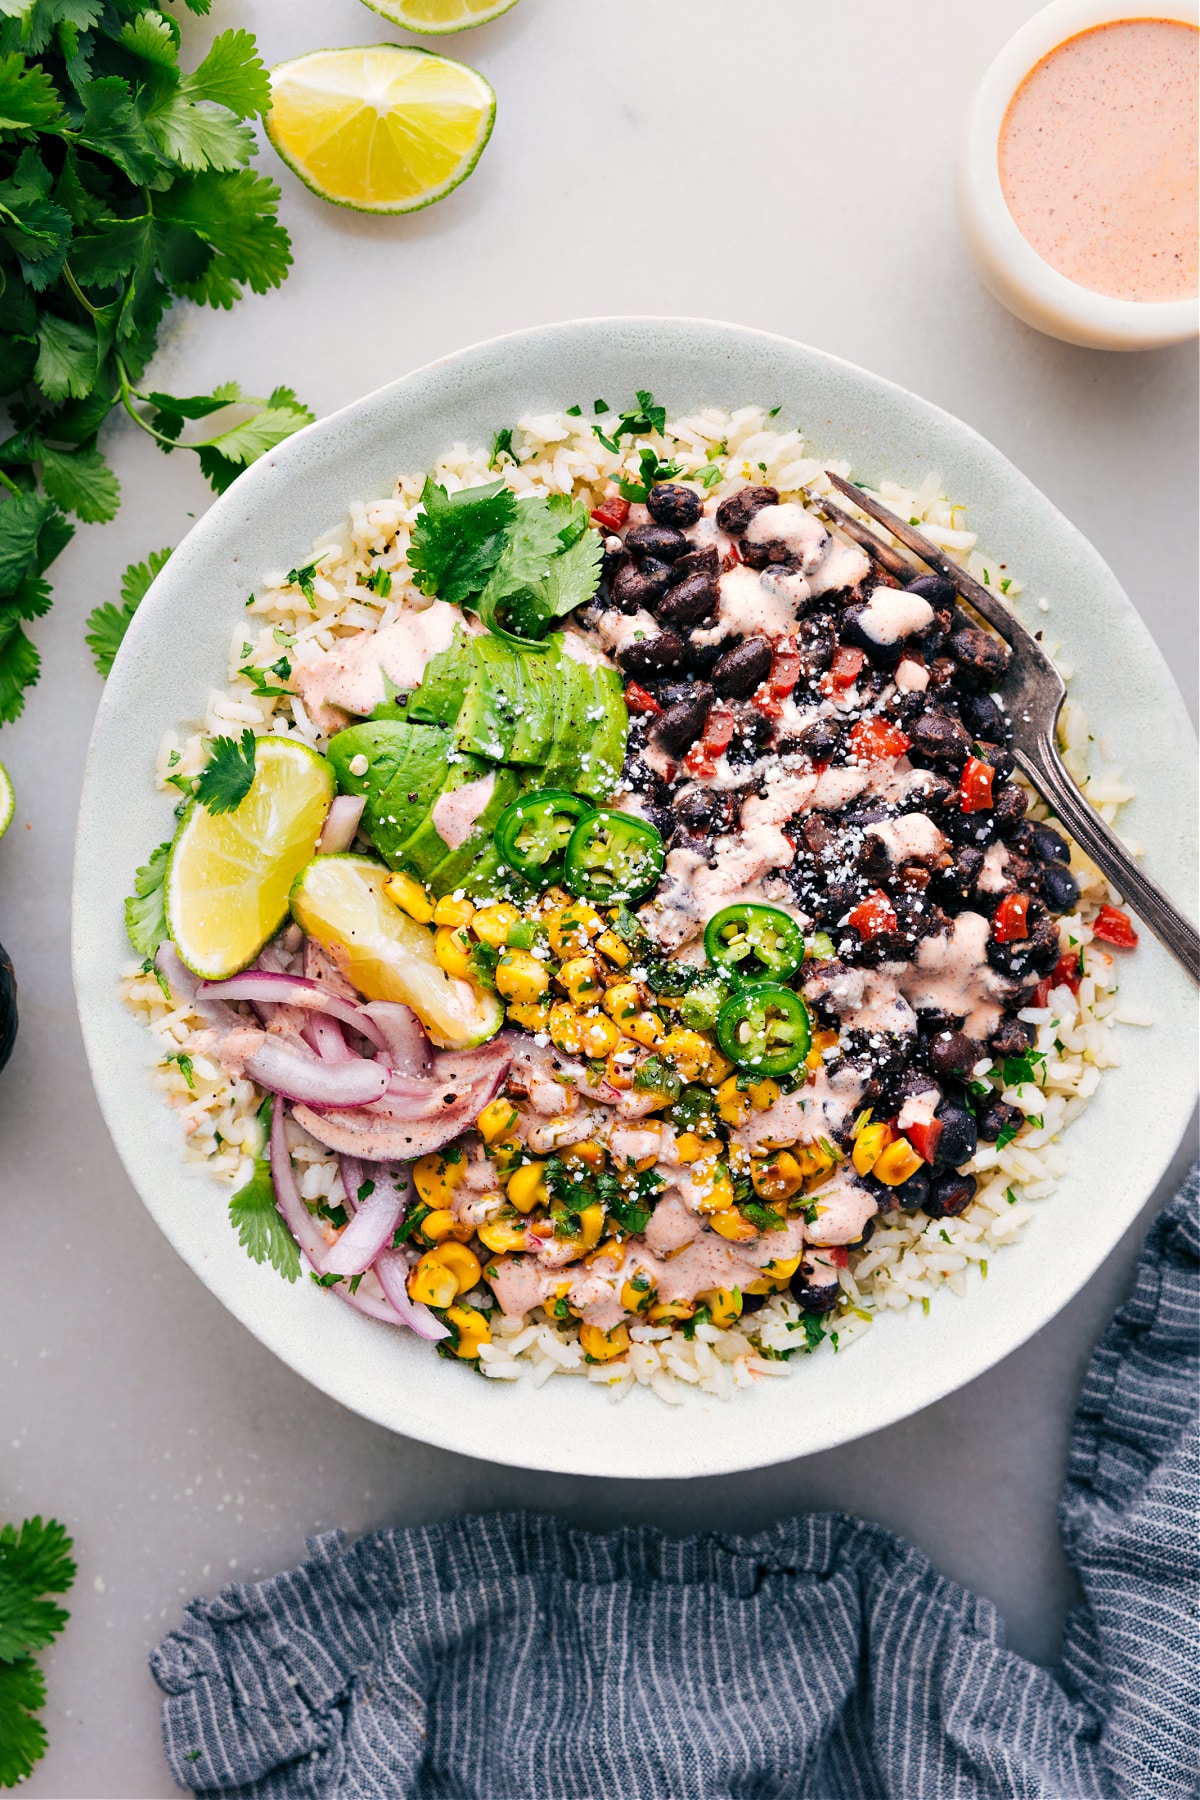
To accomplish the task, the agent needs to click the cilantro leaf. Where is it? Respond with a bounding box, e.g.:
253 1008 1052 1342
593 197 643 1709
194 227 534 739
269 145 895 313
409 476 516 607
124 837 170 956
147 96 254 174
154 167 292 301
0 52 63 132
229 1156 300 1282
192 394 314 494
38 443 118 521
505 516 603 638
0 1516 75 1660
0 617 39 722
194 728 256 814
86 544 170 675
0 489 52 588
32 310 96 399
183 28 271 120
489 426 515 467
0 1655 49 1787
74 75 161 183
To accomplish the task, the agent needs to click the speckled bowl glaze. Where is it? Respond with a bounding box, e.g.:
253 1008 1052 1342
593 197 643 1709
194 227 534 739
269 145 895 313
72 320 1198 1478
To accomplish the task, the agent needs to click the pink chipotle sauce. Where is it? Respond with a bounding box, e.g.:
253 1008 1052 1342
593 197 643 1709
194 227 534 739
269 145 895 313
999 18 1199 303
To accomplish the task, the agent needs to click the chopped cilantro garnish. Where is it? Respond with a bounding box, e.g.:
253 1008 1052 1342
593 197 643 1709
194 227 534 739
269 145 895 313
194 728 257 815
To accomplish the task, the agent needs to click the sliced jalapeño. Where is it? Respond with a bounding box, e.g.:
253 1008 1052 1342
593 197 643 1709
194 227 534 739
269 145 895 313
716 982 811 1076
704 903 806 983
494 790 593 884
563 809 665 905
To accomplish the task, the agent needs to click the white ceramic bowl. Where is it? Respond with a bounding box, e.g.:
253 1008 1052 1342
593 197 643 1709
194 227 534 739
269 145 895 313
72 319 1198 1478
958 0 1200 350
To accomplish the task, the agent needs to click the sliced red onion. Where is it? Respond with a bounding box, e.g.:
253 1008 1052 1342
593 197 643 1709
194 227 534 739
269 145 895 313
318 794 365 855
361 1002 432 1078
254 936 293 975
198 973 388 1052
291 1039 511 1162
303 1013 352 1063
320 1167 409 1278
155 943 239 1030
333 1281 415 1327
339 1155 364 1214
269 1096 327 1267
244 1037 389 1107
375 1248 449 1341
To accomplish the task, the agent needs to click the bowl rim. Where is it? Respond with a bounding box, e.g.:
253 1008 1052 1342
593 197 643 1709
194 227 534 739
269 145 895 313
71 315 1200 1477
959 0 1200 348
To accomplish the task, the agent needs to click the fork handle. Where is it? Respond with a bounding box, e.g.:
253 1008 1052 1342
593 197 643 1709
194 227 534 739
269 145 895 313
1017 735 1200 983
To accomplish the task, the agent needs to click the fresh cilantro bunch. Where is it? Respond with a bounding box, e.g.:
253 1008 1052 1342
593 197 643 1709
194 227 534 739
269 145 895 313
0 1514 75 1788
409 476 603 648
0 0 311 721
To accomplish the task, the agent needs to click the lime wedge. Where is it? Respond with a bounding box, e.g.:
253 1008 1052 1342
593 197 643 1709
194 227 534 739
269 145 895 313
265 44 496 214
290 854 503 1049
0 761 14 841
166 738 334 980
362 0 519 32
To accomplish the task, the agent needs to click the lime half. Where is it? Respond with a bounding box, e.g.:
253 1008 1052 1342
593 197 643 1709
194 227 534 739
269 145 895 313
362 0 519 32
166 737 334 980
0 762 13 841
266 44 496 214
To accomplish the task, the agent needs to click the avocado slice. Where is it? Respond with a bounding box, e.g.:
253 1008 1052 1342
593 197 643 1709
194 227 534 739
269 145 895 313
386 752 498 881
363 727 455 865
580 664 628 802
508 643 557 765
452 636 524 761
540 646 595 796
407 627 472 728
421 764 522 896
326 720 437 816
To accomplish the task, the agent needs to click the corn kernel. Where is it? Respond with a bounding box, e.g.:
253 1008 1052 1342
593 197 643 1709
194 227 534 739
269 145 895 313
852 1121 893 1177
647 1297 695 1323
506 1160 548 1213
761 1252 803 1287
435 923 473 978
751 1151 805 1202
584 1237 625 1270
716 1075 750 1127
471 902 520 948
806 1027 839 1073
704 1046 735 1084
412 1151 465 1210
602 981 641 1023
434 894 475 928
708 1206 759 1243
506 999 551 1032
621 1273 656 1314
477 1215 530 1255
477 1097 520 1144
796 1140 837 1178
594 928 632 968
548 901 604 958
698 1287 743 1329
445 1303 491 1359
417 1208 459 1244
578 1013 620 1059
674 1131 708 1165
563 1139 605 1172
692 1162 735 1213
409 1250 460 1309
383 871 433 923
579 1321 630 1363
548 1001 584 1054
437 1241 482 1293
495 949 549 1003
660 1027 714 1083
558 955 604 1007
575 1201 605 1252
873 1137 924 1186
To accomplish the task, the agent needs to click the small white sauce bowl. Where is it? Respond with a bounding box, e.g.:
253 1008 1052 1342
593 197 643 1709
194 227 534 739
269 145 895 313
958 0 1200 350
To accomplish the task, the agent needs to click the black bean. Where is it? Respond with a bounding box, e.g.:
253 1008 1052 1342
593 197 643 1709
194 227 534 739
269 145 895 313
933 1096 978 1169
892 1167 931 1212
990 1014 1033 1058
668 544 719 585
905 572 958 609
974 740 1015 781
1030 823 1071 865
948 625 1010 689
840 603 903 667
673 786 731 834
794 619 835 681
712 635 772 699
789 1270 841 1314
796 718 842 761
656 570 719 629
993 784 1028 829
715 484 778 535
650 686 714 756
616 630 685 681
646 483 701 528
976 1100 1024 1144
960 691 1009 742
625 522 689 563
925 1171 977 1218
683 633 724 676
927 1029 983 1082
1040 862 1080 913
936 845 984 905
987 910 1059 978
910 711 972 765
739 1290 769 1314
611 558 674 611
928 655 960 692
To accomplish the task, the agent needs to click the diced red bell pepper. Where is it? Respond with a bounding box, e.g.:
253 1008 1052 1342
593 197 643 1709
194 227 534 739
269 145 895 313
623 682 662 716
903 1118 944 1165
1092 905 1138 949
993 892 1030 943
848 889 898 939
683 703 736 779
1051 951 1083 995
848 717 911 765
753 638 803 719
824 646 864 692
725 540 743 567
959 755 995 813
1032 977 1051 1008
827 1246 849 1268
590 496 629 533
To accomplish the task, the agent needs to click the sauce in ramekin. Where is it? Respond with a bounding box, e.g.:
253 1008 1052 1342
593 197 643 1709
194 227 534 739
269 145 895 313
999 19 1199 303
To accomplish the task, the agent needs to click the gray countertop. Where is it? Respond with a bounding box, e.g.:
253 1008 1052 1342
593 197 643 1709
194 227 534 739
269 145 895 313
4 2 1196 1792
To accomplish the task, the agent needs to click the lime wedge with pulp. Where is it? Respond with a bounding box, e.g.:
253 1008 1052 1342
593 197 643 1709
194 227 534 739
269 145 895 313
290 853 503 1048
362 0 519 32
166 737 334 980
0 762 14 841
265 44 496 214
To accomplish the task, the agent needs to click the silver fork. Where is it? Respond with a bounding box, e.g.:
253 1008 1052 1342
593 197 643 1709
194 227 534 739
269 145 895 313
812 471 1199 983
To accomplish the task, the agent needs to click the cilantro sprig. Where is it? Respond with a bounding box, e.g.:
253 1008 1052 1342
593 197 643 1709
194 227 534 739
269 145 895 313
228 1100 300 1283
84 542 170 674
0 1515 75 1788
193 726 255 814
0 5 311 716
